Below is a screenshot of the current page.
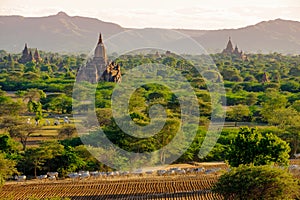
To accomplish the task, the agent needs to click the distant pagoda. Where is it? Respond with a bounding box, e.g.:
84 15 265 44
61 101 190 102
19 43 33 63
33 48 42 63
18 44 42 63
77 33 121 83
222 37 248 61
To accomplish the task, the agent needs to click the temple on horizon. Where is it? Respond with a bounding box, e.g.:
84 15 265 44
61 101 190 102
18 44 42 64
76 33 121 84
222 37 248 61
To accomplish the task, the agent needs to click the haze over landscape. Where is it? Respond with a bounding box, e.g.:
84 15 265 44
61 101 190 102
0 0 300 54
0 12 300 54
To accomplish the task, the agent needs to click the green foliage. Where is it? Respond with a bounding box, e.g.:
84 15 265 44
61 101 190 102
22 141 64 177
0 152 17 187
0 134 21 160
1 51 300 177
292 100 300 112
260 90 287 122
20 89 46 121
267 107 300 128
227 104 251 126
44 94 72 114
55 146 86 177
59 137 83 147
0 90 25 116
280 80 300 92
227 127 290 167
212 165 300 200
58 125 77 139
0 116 41 150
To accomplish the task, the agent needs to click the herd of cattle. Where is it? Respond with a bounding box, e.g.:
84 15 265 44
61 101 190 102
13 166 224 182
13 163 300 183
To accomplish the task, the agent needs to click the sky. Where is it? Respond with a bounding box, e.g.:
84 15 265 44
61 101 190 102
0 0 300 30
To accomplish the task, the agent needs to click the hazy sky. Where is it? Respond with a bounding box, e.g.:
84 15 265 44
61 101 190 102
0 0 300 29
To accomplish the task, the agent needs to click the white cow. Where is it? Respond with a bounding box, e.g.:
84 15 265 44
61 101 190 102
157 170 167 176
37 175 47 180
15 175 26 182
68 173 80 181
90 171 101 178
47 172 58 180
79 171 90 179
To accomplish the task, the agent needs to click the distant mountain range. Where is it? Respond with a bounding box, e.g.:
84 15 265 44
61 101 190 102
0 11 300 54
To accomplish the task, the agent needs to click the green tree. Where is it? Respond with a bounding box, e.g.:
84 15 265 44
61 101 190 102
285 125 300 156
23 141 64 177
260 90 287 122
292 100 300 112
0 152 17 186
0 134 21 160
227 127 290 167
20 89 46 121
0 89 26 116
227 104 251 127
0 117 41 150
221 68 241 81
47 94 72 114
24 61 37 73
212 165 299 200
246 92 258 106
55 146 86 177
162 57 177 67
58 125 77 139
264 106 300 156
157 119 181 164
73 145 101 170
267 107 300 128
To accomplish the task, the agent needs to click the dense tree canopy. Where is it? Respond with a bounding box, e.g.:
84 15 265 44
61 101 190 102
227 127 290 167
213 165 300 200
0 50 300 181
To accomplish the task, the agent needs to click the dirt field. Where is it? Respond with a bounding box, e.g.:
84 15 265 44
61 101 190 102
1 161 299 200
0 174 221 200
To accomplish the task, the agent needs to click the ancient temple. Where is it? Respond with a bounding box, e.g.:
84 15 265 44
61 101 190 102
222 37 234 55
18 44 42 64
19 44 34 63
77 33 121 83
222 37 247 61
33 48 42 63
101 61 122 82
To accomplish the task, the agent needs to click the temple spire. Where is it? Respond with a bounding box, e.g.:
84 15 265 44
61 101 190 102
94 32 107 63
34 48 41 62
223 36 233 53
98 33 103 44
23 43 29 55
29 51 33 60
